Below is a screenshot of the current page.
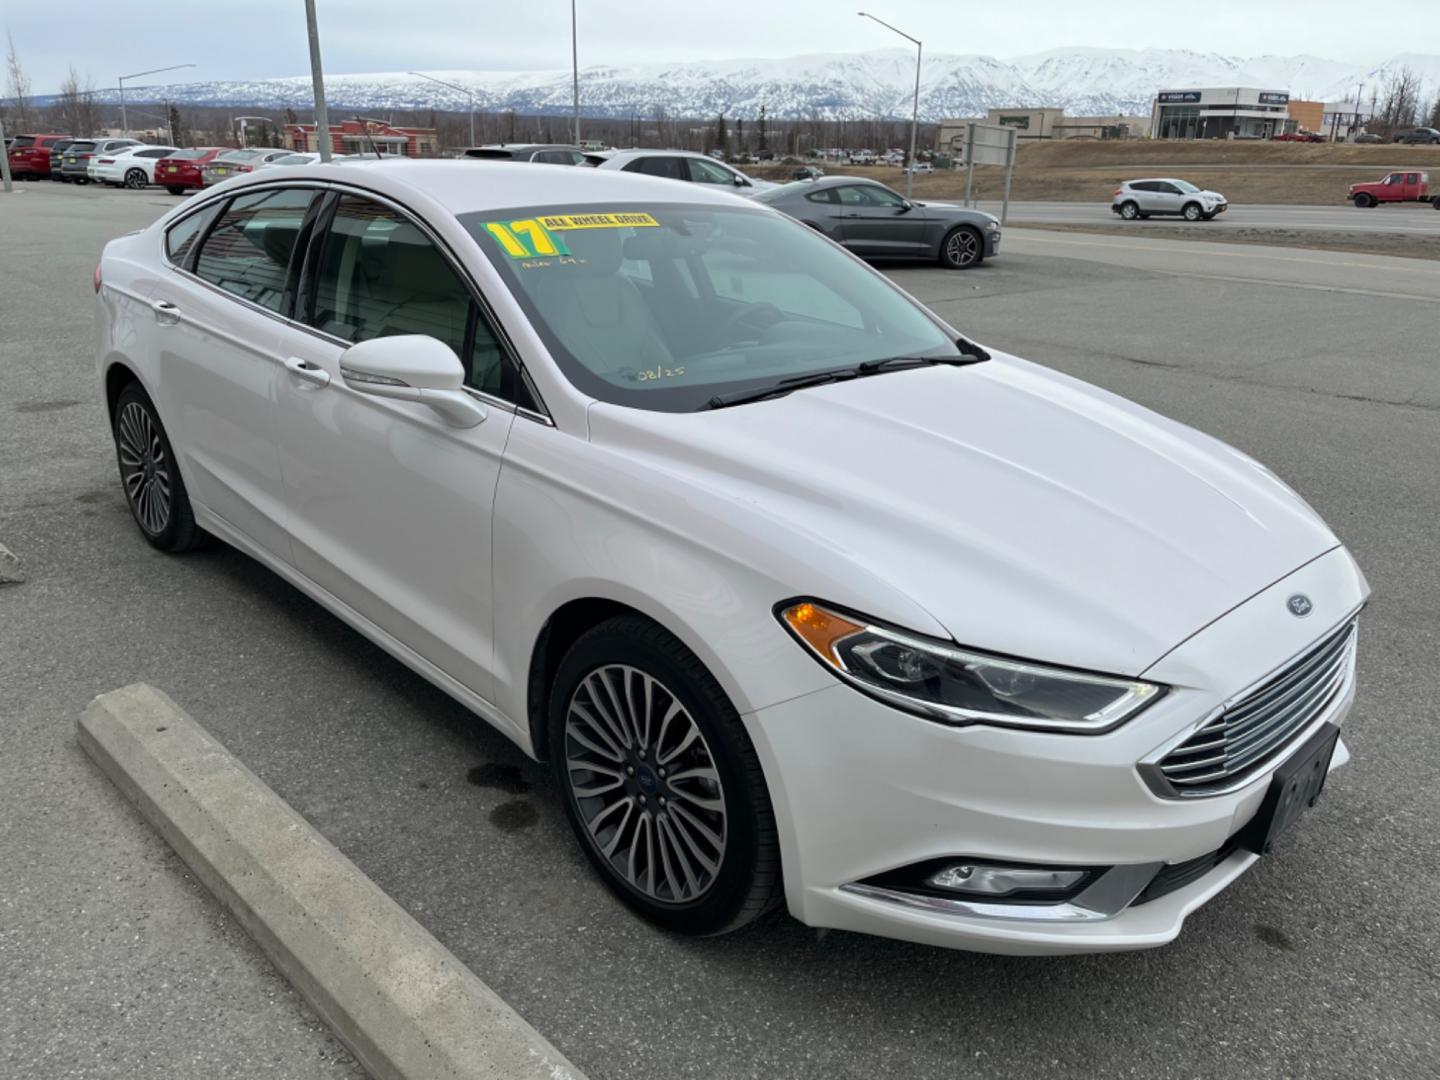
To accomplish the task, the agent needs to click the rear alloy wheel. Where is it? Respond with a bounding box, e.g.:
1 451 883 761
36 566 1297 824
112 383 207 552
124 168 147 189
1182 202 1203 221
939 226 983 269
550 616 782 935
1118 200 1139 220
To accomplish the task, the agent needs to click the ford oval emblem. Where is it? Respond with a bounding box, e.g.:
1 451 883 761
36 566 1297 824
1287 594 1313 618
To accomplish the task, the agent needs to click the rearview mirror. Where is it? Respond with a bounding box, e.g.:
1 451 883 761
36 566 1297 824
339 335 487 428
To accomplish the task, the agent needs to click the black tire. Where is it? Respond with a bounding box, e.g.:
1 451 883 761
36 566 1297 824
1182 201 1203 221
166 185 185 196
111 383 208 553
123 168 147 189
549 615 782 936
1353 193 1375 208
1117 200 1139 220
74 176 89 185
938 225 984 269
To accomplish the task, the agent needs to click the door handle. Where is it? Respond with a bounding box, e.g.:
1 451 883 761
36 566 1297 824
150 299 180 325
284 356 331 388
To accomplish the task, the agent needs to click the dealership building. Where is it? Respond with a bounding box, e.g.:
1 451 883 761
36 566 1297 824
1149 88 1293 139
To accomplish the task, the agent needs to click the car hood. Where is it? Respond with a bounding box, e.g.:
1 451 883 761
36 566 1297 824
919 201 1000 224
588 355 1339 677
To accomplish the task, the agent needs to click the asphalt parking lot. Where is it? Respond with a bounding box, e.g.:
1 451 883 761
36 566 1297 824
3 182 1438 1079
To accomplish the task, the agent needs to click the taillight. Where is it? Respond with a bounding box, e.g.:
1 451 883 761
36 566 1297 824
1113 188 1123 196
238 165 253 173
98 158 114 164
93 264 103 293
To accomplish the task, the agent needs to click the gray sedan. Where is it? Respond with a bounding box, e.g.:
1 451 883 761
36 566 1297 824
753 176 999 268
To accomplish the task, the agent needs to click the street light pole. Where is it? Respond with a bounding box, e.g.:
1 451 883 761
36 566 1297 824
407 72 476 147
571 0 581 145
304 0 332 162
117 63 195 136
857 12 922 199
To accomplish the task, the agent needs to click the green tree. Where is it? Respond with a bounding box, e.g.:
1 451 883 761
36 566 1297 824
713 112 729 156
757 105 768 154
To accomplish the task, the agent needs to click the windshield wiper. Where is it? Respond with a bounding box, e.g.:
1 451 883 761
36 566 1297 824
705 344 990 411
706 367 860 409
705 343 990 410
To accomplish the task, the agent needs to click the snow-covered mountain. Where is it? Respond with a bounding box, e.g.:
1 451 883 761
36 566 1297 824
38 47 1440 121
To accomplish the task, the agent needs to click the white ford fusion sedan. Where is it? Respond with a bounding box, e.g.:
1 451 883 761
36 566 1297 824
95 161 1368 954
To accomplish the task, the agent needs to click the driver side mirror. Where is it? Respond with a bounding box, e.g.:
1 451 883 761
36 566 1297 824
339 335 487 428
899 200 913 212
734 175 749 187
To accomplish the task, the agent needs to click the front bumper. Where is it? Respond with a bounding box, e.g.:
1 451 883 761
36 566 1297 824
743 546 1365 954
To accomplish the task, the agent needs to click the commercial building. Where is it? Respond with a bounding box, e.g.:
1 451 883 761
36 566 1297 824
935 109 1148 155
285 118 438 157
1149 88 1290 139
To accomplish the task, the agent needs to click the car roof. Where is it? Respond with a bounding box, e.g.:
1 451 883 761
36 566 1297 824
603 148 735 164
465 143 582 155
791 175 886 190
210 158 758 216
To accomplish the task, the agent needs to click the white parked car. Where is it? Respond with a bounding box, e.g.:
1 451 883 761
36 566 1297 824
253 152 353 169
590 148 776 195
904 162 934 175
88 144 180 188
95 162 1366 954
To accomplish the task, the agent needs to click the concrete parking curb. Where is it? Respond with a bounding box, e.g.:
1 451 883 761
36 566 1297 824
78 683 588 1080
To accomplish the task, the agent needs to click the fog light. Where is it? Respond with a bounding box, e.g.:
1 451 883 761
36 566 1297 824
927 863 1086 897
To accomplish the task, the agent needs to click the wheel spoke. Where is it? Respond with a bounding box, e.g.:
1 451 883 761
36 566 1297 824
583 674 632 751
659 815 700 898
566 717 624 763
657 724 700 766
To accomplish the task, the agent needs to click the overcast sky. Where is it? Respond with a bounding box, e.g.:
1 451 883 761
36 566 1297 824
6 0 1419 92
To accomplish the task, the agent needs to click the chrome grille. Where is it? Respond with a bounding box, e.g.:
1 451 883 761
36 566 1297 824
1156 619 1357 796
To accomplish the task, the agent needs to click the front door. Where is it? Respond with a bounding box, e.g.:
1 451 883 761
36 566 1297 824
836 183 930 257
150 187 317 561
271 191 520 700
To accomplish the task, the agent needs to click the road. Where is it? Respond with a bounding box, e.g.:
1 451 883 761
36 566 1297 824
969 198 1440 235
3 183 1438 1080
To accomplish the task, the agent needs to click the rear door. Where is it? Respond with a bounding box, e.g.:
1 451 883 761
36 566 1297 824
149 186 318 560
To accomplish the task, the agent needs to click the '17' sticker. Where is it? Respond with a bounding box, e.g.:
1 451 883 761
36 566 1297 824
483 212 660 259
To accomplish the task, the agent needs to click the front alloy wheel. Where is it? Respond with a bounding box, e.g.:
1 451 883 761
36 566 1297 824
564 665 727 905
1183 202 1203 221
940 226 982 269
550 616 782 935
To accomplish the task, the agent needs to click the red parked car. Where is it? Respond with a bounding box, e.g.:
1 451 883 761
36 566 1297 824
1271 131 1325 142
1349 170 1433 208
155 147 227 194
6 133 73 180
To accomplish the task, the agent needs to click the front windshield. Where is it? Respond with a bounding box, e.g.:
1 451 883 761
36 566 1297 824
1172 180 1200 193
462 202 962 412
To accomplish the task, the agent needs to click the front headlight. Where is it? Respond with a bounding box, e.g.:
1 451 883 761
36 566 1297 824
778 601 1163 734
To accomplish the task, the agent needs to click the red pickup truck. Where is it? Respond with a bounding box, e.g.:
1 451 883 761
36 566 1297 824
6 133 73 180
1348 171 1436 208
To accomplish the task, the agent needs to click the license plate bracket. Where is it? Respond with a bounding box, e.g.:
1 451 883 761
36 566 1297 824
1240 723 1340 855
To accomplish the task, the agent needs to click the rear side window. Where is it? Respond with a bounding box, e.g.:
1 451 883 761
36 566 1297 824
804 188 837 204
688 158 741 185
164 201 224 266
624 156 685 180
192 188 315 311
11 136 35 148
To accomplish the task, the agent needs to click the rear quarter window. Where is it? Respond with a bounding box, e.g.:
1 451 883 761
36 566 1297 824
164 201 225 267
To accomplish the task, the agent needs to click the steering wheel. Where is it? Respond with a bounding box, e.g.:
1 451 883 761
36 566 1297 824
713 302 786 345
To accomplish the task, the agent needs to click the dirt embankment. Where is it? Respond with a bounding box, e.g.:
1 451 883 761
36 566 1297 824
753 141 1440 205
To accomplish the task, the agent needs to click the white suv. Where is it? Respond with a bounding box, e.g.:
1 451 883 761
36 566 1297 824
1112 178 1228 221
591 149 775 194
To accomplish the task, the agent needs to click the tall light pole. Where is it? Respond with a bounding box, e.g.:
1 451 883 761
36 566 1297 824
408 72 476 147
571 0 581 145
857 11 922 198
304 0 332 162
118 63 195 136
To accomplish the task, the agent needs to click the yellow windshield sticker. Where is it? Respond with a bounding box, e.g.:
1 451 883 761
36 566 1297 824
537 212 660 231
483 212 659 260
